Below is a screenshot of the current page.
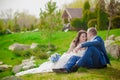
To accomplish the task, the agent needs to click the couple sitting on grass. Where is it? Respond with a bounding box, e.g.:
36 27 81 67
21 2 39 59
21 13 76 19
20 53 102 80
16 27 110 76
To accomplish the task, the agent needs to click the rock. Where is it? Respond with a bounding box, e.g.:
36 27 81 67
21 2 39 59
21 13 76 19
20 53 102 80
47 51 52 54
21 60 35 70
108 35 115 40
32 28 39 32
6 29 13 34
115 36 120 41
62 23 70 31
0 64 12 71
30 43 38 49
22 63 35 70
106 44 120 58
9 43 30 51
104 40 115 47
2 76 23 80
30 56 35 60
12 65 22 73
0 61 3 65
12 56 36 73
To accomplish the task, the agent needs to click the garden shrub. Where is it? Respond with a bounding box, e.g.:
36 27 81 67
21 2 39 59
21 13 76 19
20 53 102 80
111 16 120 29
70 18 83 29
87 19 97 28
13 44 57 59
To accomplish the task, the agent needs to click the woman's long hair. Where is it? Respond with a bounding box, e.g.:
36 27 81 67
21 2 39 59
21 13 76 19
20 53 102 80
73 30 87 47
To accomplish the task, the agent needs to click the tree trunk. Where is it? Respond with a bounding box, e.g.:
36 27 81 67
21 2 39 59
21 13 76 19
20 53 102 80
106 15 112 40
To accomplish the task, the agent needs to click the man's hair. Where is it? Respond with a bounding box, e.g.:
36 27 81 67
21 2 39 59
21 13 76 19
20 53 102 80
88 27 97 35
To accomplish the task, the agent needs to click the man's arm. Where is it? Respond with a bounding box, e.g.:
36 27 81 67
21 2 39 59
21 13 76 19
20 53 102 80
75 37 102 52
81 39 101 48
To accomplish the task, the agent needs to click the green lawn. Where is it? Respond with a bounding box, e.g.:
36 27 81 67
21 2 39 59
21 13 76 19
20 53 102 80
0 29 120 80
20 60 120 80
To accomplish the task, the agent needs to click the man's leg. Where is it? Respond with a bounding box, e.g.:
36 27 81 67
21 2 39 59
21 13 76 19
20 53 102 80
64 56 80 72
52 56 80 73
76 46 104 68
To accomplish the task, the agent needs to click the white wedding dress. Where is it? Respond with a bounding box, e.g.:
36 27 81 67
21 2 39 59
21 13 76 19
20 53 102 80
15 50 86 76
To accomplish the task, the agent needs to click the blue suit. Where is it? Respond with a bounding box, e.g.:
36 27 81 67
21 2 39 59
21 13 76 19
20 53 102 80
64 36 110 71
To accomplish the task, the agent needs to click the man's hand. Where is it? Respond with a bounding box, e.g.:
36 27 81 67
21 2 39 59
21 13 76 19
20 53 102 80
74 44 81 53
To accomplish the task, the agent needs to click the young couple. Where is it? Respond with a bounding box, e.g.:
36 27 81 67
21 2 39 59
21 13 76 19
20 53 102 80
16 27 110 76
52 27 110 73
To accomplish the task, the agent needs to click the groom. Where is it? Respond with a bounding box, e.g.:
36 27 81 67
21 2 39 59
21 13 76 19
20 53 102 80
53 27 110 73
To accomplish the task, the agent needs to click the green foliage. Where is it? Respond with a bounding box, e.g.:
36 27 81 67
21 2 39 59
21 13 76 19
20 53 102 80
96 1 109 30
63 18 69 24
70 18 83 29
0 19 6 35
45 0 57 15
83 0 90 11
87 19 97 28
13 44 57 59
82 10 90 29
67 0 85 8
111 16 120 29
0 29 120 79
97 8 109 30
82 1 91 30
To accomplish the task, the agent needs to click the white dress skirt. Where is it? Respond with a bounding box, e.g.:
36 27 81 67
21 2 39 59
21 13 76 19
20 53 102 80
15 50 86 76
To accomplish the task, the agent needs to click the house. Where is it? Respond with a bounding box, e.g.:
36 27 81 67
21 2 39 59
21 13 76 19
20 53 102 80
62 8 83 22
62 8 94 31
62 8 83 31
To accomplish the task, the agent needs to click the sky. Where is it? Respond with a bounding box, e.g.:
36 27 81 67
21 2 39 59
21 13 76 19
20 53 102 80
0 0 73 18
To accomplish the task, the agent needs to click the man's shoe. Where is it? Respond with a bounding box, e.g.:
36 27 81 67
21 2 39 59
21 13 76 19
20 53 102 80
96 65 107 69
71 65 79 72
52 68 68 73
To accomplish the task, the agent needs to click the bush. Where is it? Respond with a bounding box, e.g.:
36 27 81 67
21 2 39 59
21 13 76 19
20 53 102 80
14 49 32 58
70 18 83 29
0 19 6 35
111 16 120 29
87 19 97 28
13 44 57 59
97 8 109 30
63 18 69 24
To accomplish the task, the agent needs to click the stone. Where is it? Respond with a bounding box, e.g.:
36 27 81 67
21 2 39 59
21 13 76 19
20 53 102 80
2 76 23 80
9 43 30 51
6 29 13 34
22 63 35 70
21 60 35 70
106 44 120 58
12 65 22 73
0 61 3 65
32 28 39 32
30 56 35 60
115 36 120 41
104 40 115 47
108 35 115 40
0 64 12 71
30 43 38 49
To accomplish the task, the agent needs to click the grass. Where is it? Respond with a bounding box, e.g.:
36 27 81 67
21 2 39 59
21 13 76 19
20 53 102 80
0 28 120 79
20 60 120 80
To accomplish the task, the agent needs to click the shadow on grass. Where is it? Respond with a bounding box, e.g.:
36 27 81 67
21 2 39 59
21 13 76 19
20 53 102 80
83 67 120 80
104 67 120 80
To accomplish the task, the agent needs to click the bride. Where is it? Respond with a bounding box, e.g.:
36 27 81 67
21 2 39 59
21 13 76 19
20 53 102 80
15 30 87 76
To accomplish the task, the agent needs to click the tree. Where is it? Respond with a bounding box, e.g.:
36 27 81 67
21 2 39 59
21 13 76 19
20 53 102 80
16 11 37 31
71 18 83 29
96 0 108 30
105 0 117 39
39 0 58 46
82 0 91 30
0 19 5 35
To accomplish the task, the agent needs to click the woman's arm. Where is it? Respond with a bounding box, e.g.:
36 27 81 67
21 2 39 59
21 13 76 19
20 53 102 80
66 41 75 53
